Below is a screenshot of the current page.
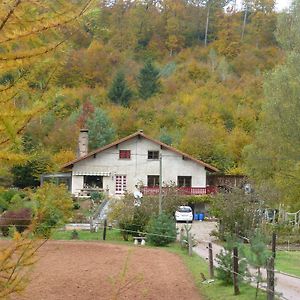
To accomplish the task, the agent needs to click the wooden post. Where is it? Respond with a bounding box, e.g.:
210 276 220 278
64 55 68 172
233 247 240 295
188 233 193 256
267 231 276 300
267 256 275 300
272 232 276 258
208 242 214 278
103 219 107 241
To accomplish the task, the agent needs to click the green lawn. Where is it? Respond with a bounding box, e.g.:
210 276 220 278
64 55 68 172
276 251 300 277
167 244 266 300
51 228 127 243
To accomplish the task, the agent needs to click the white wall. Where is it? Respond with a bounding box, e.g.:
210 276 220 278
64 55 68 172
71 136 207 196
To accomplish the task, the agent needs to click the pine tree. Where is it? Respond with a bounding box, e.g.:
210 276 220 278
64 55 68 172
108 71 132 106
137 60 161 100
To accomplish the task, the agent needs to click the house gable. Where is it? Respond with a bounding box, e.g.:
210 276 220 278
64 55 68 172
62 131 219 173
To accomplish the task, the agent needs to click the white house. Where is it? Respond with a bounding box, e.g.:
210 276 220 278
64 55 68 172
61 130 219 197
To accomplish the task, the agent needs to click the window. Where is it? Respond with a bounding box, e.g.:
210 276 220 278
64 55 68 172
178 176 192 187
147 175 160 187
119 150 131 159
148 151 159 160
83 176 103 189
115 175 127 194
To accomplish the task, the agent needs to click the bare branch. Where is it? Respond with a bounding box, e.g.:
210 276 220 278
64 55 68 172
0 0 22 32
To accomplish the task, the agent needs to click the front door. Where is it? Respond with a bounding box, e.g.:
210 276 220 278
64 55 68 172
115 175 127 194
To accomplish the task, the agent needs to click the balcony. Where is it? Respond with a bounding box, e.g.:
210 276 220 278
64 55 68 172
141 186 218 196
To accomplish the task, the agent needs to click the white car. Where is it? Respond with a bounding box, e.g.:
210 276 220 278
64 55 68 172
175 206 193 223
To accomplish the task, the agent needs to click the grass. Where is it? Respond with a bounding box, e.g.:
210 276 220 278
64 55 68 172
275 251 300 277
167 244 266 300
51 228 127 243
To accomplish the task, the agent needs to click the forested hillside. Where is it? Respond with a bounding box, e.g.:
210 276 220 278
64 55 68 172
1 0 286 185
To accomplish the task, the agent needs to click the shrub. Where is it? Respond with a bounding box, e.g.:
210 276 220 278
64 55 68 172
216 237 248 285
0 208 32 236
73 203 80 210
0 189 26 212
90 191 105 202
70 229 79 239
31 183 73 238
210 188 260 240
146 213 176 246
109 190 186 241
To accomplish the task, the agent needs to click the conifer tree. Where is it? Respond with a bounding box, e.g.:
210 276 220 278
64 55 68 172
108 71 132 106
137 60 161 100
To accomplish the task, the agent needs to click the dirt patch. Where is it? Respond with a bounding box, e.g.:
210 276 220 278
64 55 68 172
10 241 201 300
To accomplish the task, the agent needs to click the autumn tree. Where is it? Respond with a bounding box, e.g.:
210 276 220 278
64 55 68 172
87 108 116 150
244 0 300 210
0 0 95 177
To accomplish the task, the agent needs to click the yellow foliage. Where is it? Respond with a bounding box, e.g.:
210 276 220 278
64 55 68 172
52 150 76 167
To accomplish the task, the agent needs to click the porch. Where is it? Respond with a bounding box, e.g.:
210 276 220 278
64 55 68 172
141 186 218 196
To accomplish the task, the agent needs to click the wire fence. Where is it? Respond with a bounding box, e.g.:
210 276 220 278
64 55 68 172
0 218 299 300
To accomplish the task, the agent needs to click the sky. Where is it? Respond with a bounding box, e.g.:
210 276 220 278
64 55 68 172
236 0 292 11
276 0 292 11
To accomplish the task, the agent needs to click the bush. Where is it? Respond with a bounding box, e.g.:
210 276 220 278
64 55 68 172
216 237 248 285
146 213 176 246
90 191 105 202
71 229 79 239
0 189 26 212
31 183 73 238
210 188 260 240
73 203 80 210
109 191 186 241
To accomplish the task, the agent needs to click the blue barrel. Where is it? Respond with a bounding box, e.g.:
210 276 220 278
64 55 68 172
194 214 198 220
199 213 205 221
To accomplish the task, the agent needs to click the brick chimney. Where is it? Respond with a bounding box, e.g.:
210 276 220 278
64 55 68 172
78 129 88 158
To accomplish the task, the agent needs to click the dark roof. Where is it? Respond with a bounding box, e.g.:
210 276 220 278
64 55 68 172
62 131 219 173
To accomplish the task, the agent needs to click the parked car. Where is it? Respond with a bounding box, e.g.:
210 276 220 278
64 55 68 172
175 206 193 223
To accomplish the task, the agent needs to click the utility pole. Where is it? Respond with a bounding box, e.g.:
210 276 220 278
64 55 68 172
204 4 210 47
159 152 162 214
241 2 248 41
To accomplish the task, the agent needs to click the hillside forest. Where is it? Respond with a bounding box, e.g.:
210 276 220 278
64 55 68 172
0 0 299 210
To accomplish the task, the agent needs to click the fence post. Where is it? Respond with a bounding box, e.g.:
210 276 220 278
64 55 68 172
267 256 275 300
233 247 240 295
272 232 276 259
267 232 276 300
208 242 214 278
103 219 107 241
188 233 193 256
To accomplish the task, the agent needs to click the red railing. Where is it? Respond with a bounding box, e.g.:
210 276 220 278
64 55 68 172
141 186 217 196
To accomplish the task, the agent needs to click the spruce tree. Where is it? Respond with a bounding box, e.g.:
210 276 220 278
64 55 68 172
138 60 161 100
108 71 132 106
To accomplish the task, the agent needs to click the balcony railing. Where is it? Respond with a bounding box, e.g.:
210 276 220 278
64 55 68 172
141 186 217 196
